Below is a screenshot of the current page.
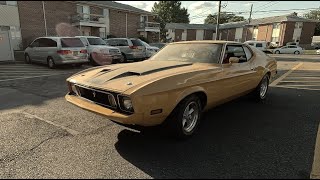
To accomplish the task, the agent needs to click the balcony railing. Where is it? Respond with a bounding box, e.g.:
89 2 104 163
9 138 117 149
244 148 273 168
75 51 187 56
71 13 105 24
139 22 160 29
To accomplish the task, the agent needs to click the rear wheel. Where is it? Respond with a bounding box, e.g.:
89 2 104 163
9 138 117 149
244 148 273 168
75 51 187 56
164 95 203 139
25 54 31 64
253 74 270 102
275 50 280 54
294 51 300 54
119 53 127 63
47 57 56 69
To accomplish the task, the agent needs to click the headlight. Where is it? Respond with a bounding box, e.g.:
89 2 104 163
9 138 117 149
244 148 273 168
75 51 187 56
118 95 134 113
123 97 133 110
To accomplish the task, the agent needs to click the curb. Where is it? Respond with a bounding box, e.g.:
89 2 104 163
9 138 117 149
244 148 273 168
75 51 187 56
311 124 320 179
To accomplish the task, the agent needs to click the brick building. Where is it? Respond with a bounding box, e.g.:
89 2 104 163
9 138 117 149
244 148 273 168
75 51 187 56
166 13 319 48
17 1 160 48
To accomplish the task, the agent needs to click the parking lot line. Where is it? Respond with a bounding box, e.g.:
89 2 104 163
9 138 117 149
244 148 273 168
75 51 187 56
22 112 80 136
270 62 303 87
311 123 320 179
0 73 72 82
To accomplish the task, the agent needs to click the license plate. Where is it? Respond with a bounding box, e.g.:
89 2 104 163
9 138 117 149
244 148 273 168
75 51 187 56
73 51 78 56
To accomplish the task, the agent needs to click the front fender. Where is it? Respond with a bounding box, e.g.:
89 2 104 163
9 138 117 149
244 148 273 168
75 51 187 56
175 86 207 108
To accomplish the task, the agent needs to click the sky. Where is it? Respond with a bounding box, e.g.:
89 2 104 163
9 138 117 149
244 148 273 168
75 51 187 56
116 1 320 24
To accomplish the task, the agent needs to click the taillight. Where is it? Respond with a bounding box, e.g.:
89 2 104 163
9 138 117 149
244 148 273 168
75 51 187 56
57 50 71 55
129 46 138 49
80 49 87 53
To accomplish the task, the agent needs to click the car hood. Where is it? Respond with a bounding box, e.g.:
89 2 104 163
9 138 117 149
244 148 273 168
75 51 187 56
68 60 217 93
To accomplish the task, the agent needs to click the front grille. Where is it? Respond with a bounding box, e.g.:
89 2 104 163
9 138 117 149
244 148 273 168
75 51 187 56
75 85 117 109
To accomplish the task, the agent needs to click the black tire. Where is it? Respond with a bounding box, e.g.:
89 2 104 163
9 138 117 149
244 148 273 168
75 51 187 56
164 95 203 140
25 54 31 64
89 54 97 66
47 57 56 69
119 53 127 63
294 51 300 54
253 74 270 102
275 50 280 54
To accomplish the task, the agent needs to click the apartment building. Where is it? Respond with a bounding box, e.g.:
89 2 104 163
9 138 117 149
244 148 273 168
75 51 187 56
166 13 318 48
17 1 160 48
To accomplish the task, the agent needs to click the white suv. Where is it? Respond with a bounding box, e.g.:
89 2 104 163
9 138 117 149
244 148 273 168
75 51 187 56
76 36 122 65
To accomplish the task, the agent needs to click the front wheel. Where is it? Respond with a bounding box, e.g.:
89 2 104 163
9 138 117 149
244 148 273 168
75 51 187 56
294 51 300 54
253 74 270 102
25 54 31 64
47 57 56 69
165 95 203 139
274 50 280 54
119 54 127 63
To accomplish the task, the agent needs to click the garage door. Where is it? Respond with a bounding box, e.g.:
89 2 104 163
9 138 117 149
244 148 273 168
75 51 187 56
0 31 13 61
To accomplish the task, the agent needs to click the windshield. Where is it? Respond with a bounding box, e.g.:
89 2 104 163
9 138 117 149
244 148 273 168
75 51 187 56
87 38 107 45
149 43 222 64
141 41 151 47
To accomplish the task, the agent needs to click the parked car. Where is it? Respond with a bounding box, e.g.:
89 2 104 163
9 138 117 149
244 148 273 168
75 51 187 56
311 42 320 50
24 37 89 69
65 40 277 139
244 40 267 52
149 42 167 49
273 45 303 54
104 38 147 63
76 36 122 66
141 41 159 58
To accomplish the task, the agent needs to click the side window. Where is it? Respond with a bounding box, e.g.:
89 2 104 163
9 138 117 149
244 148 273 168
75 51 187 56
256 43 263 47
31 39 40 47
248 43 254 46
222 45 247 64
46 39 57 47
243 46 253 60
118 40 129 46
39 38 51 47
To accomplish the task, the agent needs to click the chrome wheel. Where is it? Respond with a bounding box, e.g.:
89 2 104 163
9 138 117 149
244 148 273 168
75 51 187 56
182 101 199 133
260 76 268 99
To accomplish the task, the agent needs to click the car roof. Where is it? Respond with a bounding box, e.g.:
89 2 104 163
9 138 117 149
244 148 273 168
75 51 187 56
75 36 101 38
170 40 243 45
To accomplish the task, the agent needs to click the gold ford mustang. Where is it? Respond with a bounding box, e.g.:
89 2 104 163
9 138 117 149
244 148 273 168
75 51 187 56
65 41 277 139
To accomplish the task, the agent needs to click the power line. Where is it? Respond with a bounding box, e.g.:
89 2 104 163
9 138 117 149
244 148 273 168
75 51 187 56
253 1 280 13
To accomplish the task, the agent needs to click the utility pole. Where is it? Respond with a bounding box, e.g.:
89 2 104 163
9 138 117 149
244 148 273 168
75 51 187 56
248 4 253 23
245 4 253 41
42 1 48 36
215 1 221 40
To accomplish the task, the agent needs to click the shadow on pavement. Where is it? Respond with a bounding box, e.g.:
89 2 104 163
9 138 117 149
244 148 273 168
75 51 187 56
115 87 320 179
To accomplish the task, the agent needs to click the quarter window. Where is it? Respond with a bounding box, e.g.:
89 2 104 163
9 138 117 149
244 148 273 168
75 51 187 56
256 43 263 47
222 45 247 64
243 46 253 60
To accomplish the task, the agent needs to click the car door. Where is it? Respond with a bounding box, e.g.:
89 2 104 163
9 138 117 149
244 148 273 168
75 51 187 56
38 38 51 63
28 39 41 61
280 46 288 54
221 44 258 98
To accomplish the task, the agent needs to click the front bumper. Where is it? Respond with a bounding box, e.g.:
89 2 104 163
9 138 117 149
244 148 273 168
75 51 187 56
65 94 165 126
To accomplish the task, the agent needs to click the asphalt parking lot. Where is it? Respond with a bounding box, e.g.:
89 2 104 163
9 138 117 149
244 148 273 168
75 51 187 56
0 55 319 178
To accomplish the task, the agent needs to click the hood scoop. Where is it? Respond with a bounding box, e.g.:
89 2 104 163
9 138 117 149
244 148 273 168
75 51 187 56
108 72 141 81
139 63 193 75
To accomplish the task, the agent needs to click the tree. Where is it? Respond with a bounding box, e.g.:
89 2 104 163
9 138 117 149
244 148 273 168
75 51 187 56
304 9 320 36
151 1 190 41
204 12 245 24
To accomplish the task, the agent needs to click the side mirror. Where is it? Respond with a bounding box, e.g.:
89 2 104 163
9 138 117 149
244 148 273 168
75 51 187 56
229 57 239 64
